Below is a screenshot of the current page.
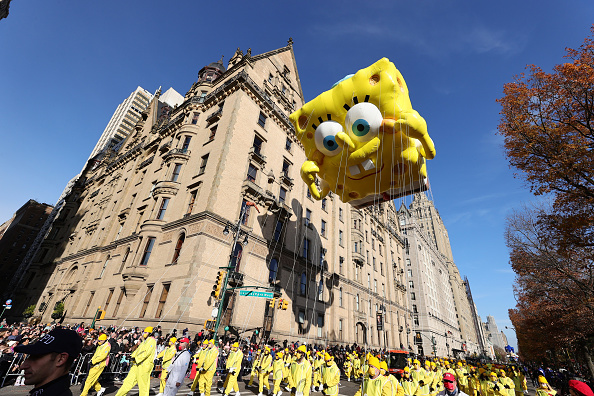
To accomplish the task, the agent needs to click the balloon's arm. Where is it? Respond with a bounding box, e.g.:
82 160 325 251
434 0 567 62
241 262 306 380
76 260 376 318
300 161 329 200
382 110 436 159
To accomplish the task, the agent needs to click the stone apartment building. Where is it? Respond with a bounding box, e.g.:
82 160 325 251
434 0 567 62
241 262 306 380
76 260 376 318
21 42 413 349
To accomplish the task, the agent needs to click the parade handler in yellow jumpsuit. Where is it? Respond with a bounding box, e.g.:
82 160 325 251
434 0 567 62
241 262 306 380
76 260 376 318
354 356 394 396
402 367 419 396
312 351 324 392
290 345 312 396
223 342 243 396
258 346 273 396
272 351 285 396
81 333 111 396
343 353 353 382
198 339 219 396
321 353 341 396
115 327 157 396
381 360 404 396
157 337 177 396
191 340 209 393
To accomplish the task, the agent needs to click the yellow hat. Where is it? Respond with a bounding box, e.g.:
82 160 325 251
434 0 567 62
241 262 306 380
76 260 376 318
490 372 498 378
538 376 548 384
277 351 284 358
404 366 411 373
232 342 239 348
500 369 506 375
413 359 420 365
368 355 381 370
98 334 108 341
265 346 271 352
169 337 177 344
297 345 307 353
380 361 388 372
209 339 215 345
202 339 209 345
431 362 436 368
479 368 486 374
458 362 463 366
144 326 153 333
324 353 333 361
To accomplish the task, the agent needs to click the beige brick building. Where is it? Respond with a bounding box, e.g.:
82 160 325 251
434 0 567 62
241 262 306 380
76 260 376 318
24 42 413 349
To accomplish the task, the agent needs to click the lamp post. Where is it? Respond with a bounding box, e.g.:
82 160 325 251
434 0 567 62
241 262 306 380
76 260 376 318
212 201 258 343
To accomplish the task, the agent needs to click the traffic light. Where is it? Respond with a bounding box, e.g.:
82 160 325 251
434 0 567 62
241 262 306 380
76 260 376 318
281 299 289 310
269 298 276 309
204 319 216 330
98 310 106 320
211 270 227 299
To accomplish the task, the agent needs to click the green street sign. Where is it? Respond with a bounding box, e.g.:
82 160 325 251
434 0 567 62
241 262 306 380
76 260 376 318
239 290 273 298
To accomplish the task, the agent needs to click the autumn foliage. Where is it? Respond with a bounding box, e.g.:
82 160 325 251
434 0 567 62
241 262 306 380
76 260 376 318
498 26 594 366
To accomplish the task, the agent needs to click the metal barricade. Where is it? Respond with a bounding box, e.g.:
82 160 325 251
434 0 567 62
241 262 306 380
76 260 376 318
68 352 133 386
0 353 27 387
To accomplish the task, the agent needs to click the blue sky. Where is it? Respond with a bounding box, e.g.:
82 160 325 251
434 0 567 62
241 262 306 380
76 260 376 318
2 0 593 350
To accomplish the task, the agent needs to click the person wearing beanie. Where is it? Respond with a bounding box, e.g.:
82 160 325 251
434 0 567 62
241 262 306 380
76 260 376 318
321 353 341 396
569 380 594 396
431 362 444 396
271 350 285 396
437 372 469 396
380 360 404 396
402 366 419 396
116 326 157 396
498 369 515 396
455 362 469 394
510 367 527 396
353 353 362 381
312 351 324 392
248 349 262 387
197 339 219 396
343 353 353 382
258 346 273 396
81 333 111 396
283 348 294 391
353 355 394 396
191 340 209 393
290 345 312 396
221 342 243 396
536 376 556 396
156 337 178 396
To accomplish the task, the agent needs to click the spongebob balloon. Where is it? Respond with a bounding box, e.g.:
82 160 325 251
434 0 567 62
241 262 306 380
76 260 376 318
289 58 436 209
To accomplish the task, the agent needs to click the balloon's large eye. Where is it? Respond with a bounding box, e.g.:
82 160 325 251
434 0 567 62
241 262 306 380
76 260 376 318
345 103 382 142
314 121 344 157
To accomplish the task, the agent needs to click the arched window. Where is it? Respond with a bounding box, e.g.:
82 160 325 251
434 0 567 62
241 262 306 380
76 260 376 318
300 272 307 296
230 243 243 271
171 233 185 264
269 258 278 283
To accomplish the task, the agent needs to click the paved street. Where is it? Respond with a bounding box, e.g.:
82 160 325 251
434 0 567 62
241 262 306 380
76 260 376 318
0 374 365 396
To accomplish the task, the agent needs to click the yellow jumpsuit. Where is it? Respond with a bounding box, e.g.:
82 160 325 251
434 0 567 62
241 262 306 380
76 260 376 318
499 375 515 396
290 359 312 396
512 373 527 396
412 368 428 396
386 374 405 396
536 387 557 396
259 353 273 393
283 353 293 388
272 357 285 395
158 345 177 394
115 336 157 396
249 354 262 386
402 378 419 396
223 349 243 395
321 362 341 396
344 358 352 381
354 375 395 396
468 375 481 396
81 341 111 396
313 358 323 389
455 367 469 394
191 348 207 392
353 359 361 380
199 347 219 396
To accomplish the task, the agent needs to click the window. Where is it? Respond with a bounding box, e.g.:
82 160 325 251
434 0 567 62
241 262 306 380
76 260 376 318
253 135 263 155
317 314 324 337
303 238 310 260
282 160 290 177
367 273 371 289
374 279 377 293
157 198 169 220
321 198 327 211
406 258 411 266
83 292 95 317
318 279 324 301
199 154 209 175
268 73 273 83
258 112 267 128
305 209 311 226
414 315 420 326
140 286 153 318
171 234 185 264
380 262 384 275
241 200 251 226
279 186 287 204
171 164 182 182
339 319 343 340
339 288 343 307
353 219 357 228
285 137 292 152
181 136 192 152
118 247 130 273
273 220 283 242
269 258 279 283
372 238 375 250
300 272 307 296
319 249 325 267
339 256 344 274
411 292 416 300
298 310 306 333
354 241 358 253
339 208 343 222
373 257 376 270
409 280 414 289
113 288 125 317
186 190 197 216
306 188 312 199
247 164 257 182
208 125 217 141
356 294 360 311
413 304 418 313
321 220 327 237
104 289 114 312
191 112 199 124
382 283 385 297
408 269 413 277
339 230 343 246
99 255 110 278
230 243 243 270
140 237 156 266
155 283 170 318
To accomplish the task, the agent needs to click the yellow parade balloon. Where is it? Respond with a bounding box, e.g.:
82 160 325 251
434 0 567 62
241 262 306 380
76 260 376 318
289 58 436 208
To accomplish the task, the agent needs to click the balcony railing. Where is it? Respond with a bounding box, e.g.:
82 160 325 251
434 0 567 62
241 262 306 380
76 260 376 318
249 147 267 164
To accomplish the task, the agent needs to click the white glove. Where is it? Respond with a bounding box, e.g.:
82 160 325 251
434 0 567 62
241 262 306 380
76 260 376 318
229 368 235 374
296 392 304 396
523 391 528 395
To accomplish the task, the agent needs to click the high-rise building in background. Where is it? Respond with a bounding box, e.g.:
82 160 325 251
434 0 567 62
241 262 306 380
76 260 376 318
484 315 506 349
